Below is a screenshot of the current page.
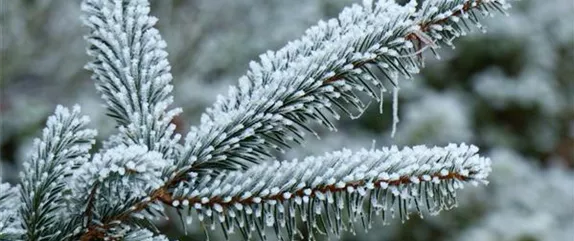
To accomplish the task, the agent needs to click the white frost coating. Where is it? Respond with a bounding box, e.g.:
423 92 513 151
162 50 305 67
391 86 400 137
174 143 491 239
180 0 509 173
82 0 182 155
18 105 97 240
124 228 170 241
180 0 416 172
69 145 171 215
4 0 513 240
0 181 24 239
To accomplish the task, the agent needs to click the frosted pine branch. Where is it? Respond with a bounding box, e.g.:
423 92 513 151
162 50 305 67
80 0 184 237
0 181 24 239
179 1 414 174
18 105 97 240
178 0 509 176
82 0 182 156
74 0 508 239
169 144 490 240
69 145 171 234
124 228 169 241
3 0 516 240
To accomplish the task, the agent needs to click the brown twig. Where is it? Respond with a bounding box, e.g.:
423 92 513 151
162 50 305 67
164 171 469 208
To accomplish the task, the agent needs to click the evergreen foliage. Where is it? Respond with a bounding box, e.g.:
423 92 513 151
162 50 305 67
0 0 512 240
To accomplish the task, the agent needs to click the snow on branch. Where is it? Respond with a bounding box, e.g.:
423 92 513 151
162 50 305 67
67 147 175 240
124 228 170 241
75 1 509 239
82 0 182 155
169 144 490 240
3 0 511 240
18 105 97 240
178 0 509 176
0 181 24 239
69 145 170 230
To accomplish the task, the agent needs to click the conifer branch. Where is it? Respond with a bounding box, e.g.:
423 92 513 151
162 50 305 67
79 0 183 237
169 144 490 240
0 0 515 240
76 1 509 240
70 145 171 239
177 0 509 177
82 0 182 155
0 181 24 239
18 105 97 240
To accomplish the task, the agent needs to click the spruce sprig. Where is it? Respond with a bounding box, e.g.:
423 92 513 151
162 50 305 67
0 0 512 240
